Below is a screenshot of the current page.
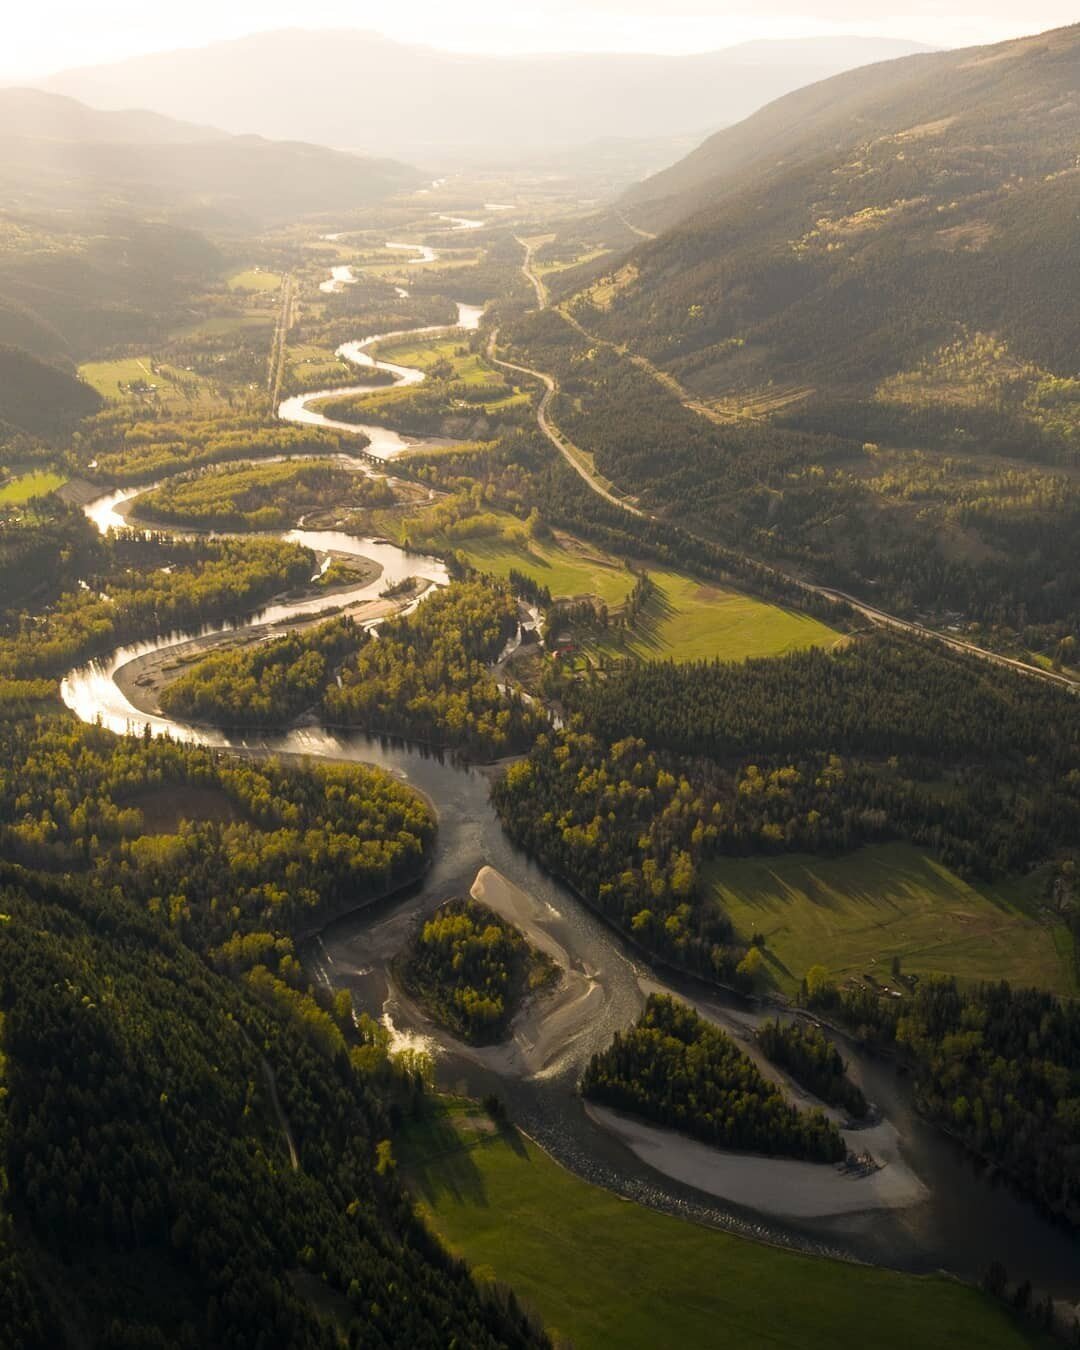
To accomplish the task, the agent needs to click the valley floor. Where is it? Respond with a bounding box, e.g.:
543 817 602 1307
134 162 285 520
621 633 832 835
401 1100 1047 1350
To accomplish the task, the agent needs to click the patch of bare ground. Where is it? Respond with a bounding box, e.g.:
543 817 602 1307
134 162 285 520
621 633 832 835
117 783 243 833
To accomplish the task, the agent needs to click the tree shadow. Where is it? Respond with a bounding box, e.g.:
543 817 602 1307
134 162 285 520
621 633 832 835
399 1108 490 1209
499 1120 529 1157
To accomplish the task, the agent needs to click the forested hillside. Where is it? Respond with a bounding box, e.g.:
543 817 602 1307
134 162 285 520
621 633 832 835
601 25 1080 396
504 307 1080 651
0 343 101 435
0 861 546 1347
0 89 420 224
0 212 223 360
0 88 419 367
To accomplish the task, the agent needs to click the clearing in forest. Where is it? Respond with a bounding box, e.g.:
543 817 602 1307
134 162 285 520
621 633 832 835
706 842 1075 996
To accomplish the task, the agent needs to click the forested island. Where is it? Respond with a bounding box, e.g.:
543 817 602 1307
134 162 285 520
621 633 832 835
135 458 395 530
397 896 557 1044
582 995 846 1163
160 616 360 726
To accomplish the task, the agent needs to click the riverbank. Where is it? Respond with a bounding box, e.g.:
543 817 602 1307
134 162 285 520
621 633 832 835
400 1098 1041 1350
585 1104 927 1220
112 590 402 720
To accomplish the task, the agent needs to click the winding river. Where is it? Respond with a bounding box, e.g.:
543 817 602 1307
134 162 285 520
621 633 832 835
55 247 1080 1301
280 252 483 459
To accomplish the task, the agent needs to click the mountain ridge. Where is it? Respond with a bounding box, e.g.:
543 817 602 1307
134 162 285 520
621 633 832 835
584 22 1080 393
0 87 422 225
34 30 934 158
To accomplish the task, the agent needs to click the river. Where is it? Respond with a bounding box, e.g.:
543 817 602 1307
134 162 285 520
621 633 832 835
278 257 483 455
55 247 1080 1301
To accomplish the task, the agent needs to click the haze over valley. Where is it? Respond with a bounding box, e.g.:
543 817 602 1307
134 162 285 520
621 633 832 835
1 12 1080 1349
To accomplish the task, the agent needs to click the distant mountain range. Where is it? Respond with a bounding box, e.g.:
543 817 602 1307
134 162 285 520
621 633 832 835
35 30 933 160
589 23 1080 394
0 88 421 226
0 88 421 381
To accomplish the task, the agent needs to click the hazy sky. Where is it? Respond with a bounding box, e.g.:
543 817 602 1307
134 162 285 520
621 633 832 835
3 1 1075 79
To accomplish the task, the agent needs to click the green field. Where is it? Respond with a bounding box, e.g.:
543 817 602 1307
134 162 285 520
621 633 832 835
592 568 838 662
287 342 352 389
226 267 281 292
79 356 231 412
457 526 635 605
171 315 275 340
535 246 614 276
375 335 498 388
707 843 1075 995
0 470 67 503
324 332 529 420
401 1100 1043 1350
449 521 837 661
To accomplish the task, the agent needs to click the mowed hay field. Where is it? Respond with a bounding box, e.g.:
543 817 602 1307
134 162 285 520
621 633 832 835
0 470 66 503
593 568 838 662
79 356 229 412
456 527 635 607
706 843 1076 996
455 525 837 662
401 1102 1044 1350
226 267 281 292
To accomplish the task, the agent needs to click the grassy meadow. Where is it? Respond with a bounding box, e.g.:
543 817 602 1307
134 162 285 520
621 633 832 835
79 356 234 412
0 470 67 503
583 567 838 663
456 526 635 606
441 516 838 662
401 1100 1045 1350
707 843 1075 996
226 267 281 292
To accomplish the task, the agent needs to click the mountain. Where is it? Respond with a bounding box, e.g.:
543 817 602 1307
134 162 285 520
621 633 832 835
36 30 933 160
0 88 422 363
594 23 1080 394
0 88 421 226
524 24 1080 649
0 345 101 437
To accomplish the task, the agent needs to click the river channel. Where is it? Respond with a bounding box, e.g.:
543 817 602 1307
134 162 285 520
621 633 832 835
56 238 1080 1300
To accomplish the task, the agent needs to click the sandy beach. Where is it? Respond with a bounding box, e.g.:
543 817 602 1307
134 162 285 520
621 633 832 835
587 1103 929 1219
374 866 609 1080
113 589 405 719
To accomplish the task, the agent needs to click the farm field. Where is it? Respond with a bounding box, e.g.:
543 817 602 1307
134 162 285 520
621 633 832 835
706 843 1076 996
535 246 613 276
374 334 495 385
400 1100 1044 1350
0 470 67 503
226 267 281 292
454 525 635 606
443 518 837 660
171 314 275 340
78 356 233 412
286 342 353 389
587 567 838 662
